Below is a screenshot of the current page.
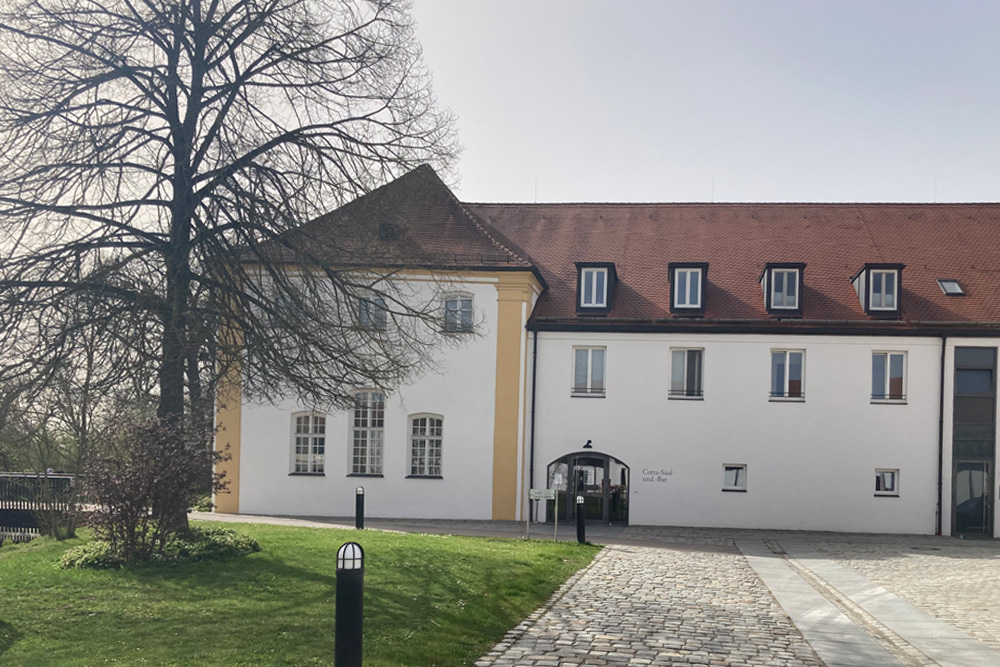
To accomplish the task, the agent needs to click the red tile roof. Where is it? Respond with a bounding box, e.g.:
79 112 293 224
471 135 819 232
303 166 1000 333
269 164 533 271
469 201 1000 332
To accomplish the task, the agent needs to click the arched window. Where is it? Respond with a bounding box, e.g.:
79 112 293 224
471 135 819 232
352 392 385 475
291 412 325 474
408 414 443 477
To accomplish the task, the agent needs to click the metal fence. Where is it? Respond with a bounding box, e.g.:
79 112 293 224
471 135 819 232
0 472 76 546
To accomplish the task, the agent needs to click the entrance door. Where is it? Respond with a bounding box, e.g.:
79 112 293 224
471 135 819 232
572 456 606 521
546 452 629 525
954 460 993 537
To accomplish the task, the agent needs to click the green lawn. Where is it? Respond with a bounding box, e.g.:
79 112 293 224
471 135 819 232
0 522 599 666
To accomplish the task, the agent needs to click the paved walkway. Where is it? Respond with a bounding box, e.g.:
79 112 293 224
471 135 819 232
193 513 1000 666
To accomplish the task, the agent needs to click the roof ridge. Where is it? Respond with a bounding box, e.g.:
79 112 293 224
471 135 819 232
421 167 535 267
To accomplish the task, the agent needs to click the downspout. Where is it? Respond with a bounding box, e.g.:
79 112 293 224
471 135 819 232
528 329 539 522
937 334 947 535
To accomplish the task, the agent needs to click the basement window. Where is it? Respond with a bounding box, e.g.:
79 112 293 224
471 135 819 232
723 464 747 491
875 469 899 496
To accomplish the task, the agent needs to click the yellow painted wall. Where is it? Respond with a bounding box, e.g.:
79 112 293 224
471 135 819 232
491 272 542 520
214 351 242 514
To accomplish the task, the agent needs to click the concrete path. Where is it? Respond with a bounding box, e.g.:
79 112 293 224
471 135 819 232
737 539 900 667
193 513 1000 666
778 541 1000 667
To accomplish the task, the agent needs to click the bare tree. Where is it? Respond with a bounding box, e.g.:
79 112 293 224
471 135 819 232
0 289 157 474
0 0 457 526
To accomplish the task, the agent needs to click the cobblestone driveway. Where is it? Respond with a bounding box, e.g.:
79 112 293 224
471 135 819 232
477 545 823 667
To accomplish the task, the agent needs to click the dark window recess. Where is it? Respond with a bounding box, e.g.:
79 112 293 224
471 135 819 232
951 345 996 538
954 440 996 459
955 347 997 368
954 423 996 440
956 369 994 395
954 397 996 425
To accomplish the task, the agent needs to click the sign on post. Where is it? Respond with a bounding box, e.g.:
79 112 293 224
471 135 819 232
526 488 556 539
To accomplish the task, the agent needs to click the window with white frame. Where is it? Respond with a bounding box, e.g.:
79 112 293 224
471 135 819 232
443 295 473 333
670 348 703 398
673 268 702 309
358 296 387 330
872 352 906 401
573 347 606 396
292 412 326 474
875 468 898 496
771 269 799 309
870 270 898 310
409 415 443 477
723 464 747 491
579 267 608 308
770 350 805 399
352 392 384 475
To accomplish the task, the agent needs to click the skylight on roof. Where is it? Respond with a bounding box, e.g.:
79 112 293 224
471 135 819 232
937 279 965 296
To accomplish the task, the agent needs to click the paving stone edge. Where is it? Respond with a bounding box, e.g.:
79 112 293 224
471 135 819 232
474 546 609 667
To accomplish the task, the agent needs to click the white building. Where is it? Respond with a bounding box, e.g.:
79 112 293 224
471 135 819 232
216 166 1000 537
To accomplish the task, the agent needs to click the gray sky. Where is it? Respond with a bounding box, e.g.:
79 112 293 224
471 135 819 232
411 1 1000 203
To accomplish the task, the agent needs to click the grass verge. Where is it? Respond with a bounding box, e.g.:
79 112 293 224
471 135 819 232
0 521 598 666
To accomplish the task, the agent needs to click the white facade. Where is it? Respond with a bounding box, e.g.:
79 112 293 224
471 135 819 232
236 277 503 520
234 319 1000 536
531 332 947 534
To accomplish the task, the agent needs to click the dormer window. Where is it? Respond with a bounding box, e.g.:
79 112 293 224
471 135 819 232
759 263 805 316
669 263 708 315
851 264 904 317
869 270 897 310
576 262 617 314
581 267 607 307
772 270 799 308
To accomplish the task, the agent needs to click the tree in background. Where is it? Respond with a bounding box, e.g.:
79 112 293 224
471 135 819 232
0 0 457 531
0 287 158 474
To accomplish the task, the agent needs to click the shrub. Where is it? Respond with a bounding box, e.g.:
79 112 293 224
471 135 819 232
84 417 228 563
60 540 124 569
190 495 215 512
161 527 261 562
62 527 259 569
